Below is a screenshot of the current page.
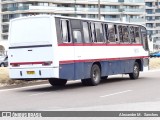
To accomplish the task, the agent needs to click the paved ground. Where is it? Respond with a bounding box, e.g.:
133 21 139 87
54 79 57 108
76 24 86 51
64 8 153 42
0 70 160 120
0 69 160 120
0 70 160 111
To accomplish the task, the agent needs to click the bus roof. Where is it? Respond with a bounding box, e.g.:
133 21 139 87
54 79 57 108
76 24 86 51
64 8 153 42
10 14 145 27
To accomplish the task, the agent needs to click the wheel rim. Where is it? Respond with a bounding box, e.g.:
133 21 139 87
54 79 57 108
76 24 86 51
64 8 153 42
134 65 139 76
92 68 99 82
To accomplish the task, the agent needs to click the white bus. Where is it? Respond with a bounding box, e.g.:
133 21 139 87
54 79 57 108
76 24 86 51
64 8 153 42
8 15 149 86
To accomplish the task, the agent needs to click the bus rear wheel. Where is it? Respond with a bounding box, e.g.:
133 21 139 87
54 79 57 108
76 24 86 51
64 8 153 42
129 62 140 80
48 78 67 86
81 64 101 86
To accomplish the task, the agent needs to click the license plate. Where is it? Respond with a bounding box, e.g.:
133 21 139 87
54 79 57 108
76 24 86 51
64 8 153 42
27 71 35 75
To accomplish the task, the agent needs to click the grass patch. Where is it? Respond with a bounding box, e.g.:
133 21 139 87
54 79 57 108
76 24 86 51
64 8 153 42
149 58 160 70
0 68 36 86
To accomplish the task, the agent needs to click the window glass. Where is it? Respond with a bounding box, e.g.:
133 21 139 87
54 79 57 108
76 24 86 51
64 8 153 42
90 22 96 42
118 25 123 42
94 22 104 42
122 26 129 43
82 22 90 43
61 20 71 43
135 27 141 44
108 24 116 42
141 27 149 51
73 30 82 43
129 26 135 43
103 23 108 42
118 25 129 43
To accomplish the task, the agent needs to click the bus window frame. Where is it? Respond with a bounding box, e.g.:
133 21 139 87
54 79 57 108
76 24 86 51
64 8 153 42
73 29 83 43
118 24 123 43
129 26 136 44
90 22 96 43
141 26 149 51
122 25 130 43
82 21 91 43
102 23 108 43
107 23 117 43
94 22 105 43
60 19 72 43
117 24 130 44
134 26 141 44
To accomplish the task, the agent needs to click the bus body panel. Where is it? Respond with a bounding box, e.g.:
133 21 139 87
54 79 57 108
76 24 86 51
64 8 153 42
9 67 57 79
8 15 149 81
58 45 148 80
8 16 60 79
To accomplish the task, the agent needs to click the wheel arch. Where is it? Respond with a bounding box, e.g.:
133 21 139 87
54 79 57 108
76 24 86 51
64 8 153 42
135 59 143 71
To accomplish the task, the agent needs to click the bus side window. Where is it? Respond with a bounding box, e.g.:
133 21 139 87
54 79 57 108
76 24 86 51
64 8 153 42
118 25 123 43
129 26 136 43
108 24 116 43
134 27 141 44
122 26 129 43
103 23 108 42
141 27 149 51
95 22 104 43
82 22 90 43
73 30 82 43
90 22 96 42
61 19 71 43
114 25 118 42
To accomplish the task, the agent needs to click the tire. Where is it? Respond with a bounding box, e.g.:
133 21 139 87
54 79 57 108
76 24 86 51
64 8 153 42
81 64 101 86
129 62 140 80
81 79 90 86
0 63 5 67
48 78 67 86
101 76 108 80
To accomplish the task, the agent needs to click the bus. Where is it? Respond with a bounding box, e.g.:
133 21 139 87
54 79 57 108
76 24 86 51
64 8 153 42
8 15 149 86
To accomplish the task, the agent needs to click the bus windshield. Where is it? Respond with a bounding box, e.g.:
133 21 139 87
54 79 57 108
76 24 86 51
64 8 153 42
9 17 52 46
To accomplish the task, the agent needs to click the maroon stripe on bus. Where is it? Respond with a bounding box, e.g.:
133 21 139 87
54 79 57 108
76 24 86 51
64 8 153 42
10 56 149 65
10 61 52 65
58 43 142 46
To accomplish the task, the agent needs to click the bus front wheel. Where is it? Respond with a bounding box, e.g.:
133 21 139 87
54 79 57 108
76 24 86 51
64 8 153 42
48 78 67 86
129 62 140 80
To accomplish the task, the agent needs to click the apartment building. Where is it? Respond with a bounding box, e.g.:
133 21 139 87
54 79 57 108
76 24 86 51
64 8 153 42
145 0 160 49
0 0 145 53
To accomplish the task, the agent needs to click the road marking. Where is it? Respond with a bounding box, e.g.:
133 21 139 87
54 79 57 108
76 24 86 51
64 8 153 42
29 92 52 96
145 69 160 73
100 90 132 98
0 84 49 92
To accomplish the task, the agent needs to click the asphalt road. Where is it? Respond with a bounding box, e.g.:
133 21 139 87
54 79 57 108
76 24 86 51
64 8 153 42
0 69 160 112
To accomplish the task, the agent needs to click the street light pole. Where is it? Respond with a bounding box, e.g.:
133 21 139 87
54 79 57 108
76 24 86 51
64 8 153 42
74 0 77 17
119 3 124 22
98 0 101 20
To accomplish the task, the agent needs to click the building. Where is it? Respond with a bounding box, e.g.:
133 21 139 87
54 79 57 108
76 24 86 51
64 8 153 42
145 0 160 50
0 0 145 53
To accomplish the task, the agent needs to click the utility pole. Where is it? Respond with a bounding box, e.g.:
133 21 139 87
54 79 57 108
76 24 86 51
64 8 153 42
98 0 101 20
74 0 77 17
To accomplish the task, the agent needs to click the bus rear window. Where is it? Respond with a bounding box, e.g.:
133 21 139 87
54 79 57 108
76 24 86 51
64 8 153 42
9 17 52 46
